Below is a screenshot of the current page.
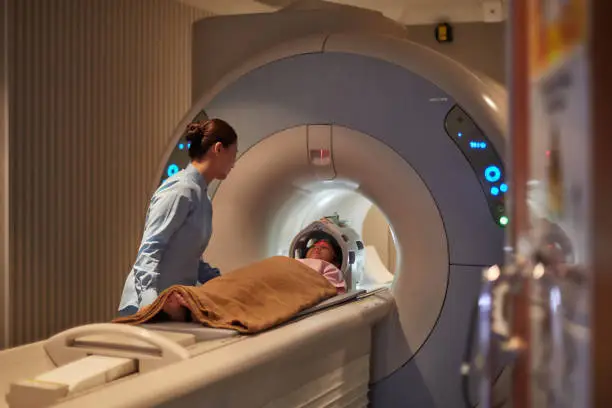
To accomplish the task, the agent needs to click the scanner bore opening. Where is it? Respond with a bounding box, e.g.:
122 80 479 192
269 182 399 289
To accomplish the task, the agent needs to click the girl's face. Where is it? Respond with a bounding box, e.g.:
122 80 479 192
306 240 336 264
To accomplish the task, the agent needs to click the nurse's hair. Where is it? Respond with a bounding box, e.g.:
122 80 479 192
185 118 238 160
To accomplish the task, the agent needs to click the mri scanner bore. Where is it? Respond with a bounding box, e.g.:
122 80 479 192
162 122 400 285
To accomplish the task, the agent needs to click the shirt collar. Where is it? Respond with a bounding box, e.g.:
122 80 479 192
185 163 208 191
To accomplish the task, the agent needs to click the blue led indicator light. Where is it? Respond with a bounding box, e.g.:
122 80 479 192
187 143 191 148
178 143 184 150
469 141 488 149
167 164 180 177
490 187 500 196
484 165 501 182
458 132 463 138
500 183 508 193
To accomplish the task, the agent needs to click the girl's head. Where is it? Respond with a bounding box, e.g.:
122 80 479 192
306 239 342 268
185 119 238 181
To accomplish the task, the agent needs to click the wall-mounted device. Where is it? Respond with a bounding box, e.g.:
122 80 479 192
435 22 453 43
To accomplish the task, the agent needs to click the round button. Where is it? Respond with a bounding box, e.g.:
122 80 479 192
484 165 501 182
490 187 500 196
167 164 180 177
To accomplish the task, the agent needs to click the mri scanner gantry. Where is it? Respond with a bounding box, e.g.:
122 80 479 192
156 6 509 407
0 6 510 408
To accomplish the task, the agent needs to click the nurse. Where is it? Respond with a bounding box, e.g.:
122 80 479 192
117 118 238 317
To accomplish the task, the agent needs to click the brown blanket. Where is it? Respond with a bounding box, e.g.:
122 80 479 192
112 256 338 334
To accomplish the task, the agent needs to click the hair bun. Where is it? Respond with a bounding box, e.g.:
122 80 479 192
183 118 237 160
185 122 205 143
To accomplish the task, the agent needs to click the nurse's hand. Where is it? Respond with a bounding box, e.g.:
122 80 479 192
163 293 189 321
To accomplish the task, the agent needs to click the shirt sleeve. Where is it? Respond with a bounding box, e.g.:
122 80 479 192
197 260 221 285
296 258 347 294
133 187 193 307
321 263 347 294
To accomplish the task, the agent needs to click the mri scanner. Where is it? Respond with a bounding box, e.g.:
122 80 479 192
0 3 511 408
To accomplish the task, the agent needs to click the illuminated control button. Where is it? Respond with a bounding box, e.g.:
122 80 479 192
178 143 184 150
469 141 488 149
187 143 191 149
167 164 180 177
500 183 508 193
491 187 500 196
499 216 509 226
484 165 501 182
458 132 463 138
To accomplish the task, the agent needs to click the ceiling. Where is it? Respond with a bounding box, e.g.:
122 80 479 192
176 0 506 25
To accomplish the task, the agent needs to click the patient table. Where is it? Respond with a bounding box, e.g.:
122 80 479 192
1 289 392 408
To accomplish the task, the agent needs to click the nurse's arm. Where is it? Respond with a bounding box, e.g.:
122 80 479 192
134 189 192 307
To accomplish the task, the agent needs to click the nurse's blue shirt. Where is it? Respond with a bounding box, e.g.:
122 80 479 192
118 164 219 311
